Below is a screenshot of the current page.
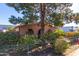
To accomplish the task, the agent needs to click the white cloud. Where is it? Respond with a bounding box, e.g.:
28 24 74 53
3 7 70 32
70 3 79 13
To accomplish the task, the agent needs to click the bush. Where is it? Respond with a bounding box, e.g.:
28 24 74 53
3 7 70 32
19 35 37 44
41 29 65 42
43 31 70 54
41 31 58 43
40 29 66 50
42 34 70 54
19 35 39 50
54 36 70 54
54 29 65 36
66 32 76 38
73 33 79 38
0 32 19 45
71 33 79 43
38 29 69 55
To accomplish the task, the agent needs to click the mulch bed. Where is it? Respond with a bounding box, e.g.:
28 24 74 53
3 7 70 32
0 44 64 56
17 45 63 56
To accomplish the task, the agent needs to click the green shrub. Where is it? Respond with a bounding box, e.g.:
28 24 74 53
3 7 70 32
54 37 70 54
19 35 37 45
41 29 65 43
39 29 68 54
19 35 39 50
0 32 19 45
15 35 44 54
54 29 65 36
39 29 62 48
42 31 57 41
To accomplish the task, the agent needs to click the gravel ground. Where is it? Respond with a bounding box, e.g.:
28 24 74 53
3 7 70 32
67 48 79 56
65 45 79 56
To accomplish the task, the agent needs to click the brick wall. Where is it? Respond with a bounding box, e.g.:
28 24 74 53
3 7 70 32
14 23 54 36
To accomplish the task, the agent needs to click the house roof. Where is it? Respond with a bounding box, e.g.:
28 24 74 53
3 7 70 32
15 21 54 28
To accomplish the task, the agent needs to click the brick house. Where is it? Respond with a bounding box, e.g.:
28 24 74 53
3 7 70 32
14 22 55 36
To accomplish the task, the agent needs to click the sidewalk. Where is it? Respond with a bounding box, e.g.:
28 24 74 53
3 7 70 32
67 48 79 56
63 45 79 56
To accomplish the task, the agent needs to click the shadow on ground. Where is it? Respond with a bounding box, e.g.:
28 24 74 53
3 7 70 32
19 47 64 56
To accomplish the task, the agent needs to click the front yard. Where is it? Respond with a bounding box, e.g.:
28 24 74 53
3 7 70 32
0 29 79 56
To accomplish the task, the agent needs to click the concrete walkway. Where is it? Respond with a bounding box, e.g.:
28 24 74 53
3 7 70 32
66 45 79 56
67 48 79 56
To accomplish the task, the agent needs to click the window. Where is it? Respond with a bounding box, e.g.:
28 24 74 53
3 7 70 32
28 29 34 35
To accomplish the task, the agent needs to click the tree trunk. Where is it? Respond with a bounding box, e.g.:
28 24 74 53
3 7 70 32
40 3 46 37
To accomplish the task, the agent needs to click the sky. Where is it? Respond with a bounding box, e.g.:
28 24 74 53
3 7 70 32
0 4 23 25
0 3 79 25
70 3 79 13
